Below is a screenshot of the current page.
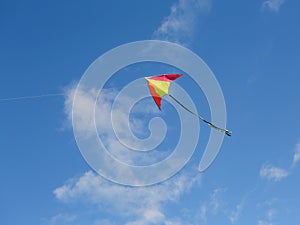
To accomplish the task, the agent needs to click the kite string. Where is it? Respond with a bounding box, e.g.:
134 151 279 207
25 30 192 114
168 94 232 136
0 93 65 102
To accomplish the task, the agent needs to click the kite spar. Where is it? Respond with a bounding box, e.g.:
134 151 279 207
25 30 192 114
145 74 232 136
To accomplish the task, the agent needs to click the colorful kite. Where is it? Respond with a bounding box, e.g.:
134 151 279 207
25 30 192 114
145 74 232 136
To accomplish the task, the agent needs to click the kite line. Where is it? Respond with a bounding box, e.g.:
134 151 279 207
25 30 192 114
0 93 64 102
168 94 232 136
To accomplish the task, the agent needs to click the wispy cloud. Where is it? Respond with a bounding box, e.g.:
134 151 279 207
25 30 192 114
64 84 151 139
228 203 244 224
259 164 289 181
153 0 211 45
198 188 226 222
292 143 300 166
256 199 278 225
262 0 286 12
54 170 201 225
266 208 276 220
64 83 168 167
259 142 300 182
210 188 225 213
199 204 207 222
256 142 300 224
258 220 274 225
43 213 77 225
56 81 204 224
197 187 247 224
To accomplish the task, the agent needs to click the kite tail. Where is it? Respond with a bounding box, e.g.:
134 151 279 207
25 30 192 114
168 94 232 137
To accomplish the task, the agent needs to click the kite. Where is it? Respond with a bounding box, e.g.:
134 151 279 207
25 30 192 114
145 74 232 136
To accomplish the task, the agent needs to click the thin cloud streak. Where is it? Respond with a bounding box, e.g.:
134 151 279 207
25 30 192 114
229 203 244 224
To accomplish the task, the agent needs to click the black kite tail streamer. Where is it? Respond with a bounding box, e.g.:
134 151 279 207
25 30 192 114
168 94 232 136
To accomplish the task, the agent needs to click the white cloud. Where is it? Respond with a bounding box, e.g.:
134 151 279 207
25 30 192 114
259 142 300 182
258 220 274 225
58 82 205 224
199 204 207 222
256 199 277 225
229 203 243 224
259 164 289 181
197 188 246 224
292 143 300 166
64 83 169 168
153 0 211 44
64 84 145 140
64 84 100 136
43 213 77 225
125 209 165 225
92 219 116 225
198 188 227 222
262 0 286 12
210 188 225 213
266 208 276 220
54 170 201 225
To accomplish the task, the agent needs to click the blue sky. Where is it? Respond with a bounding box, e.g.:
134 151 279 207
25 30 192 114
1 0 300 224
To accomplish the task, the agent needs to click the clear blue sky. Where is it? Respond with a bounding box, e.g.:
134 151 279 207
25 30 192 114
1 0 300 225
